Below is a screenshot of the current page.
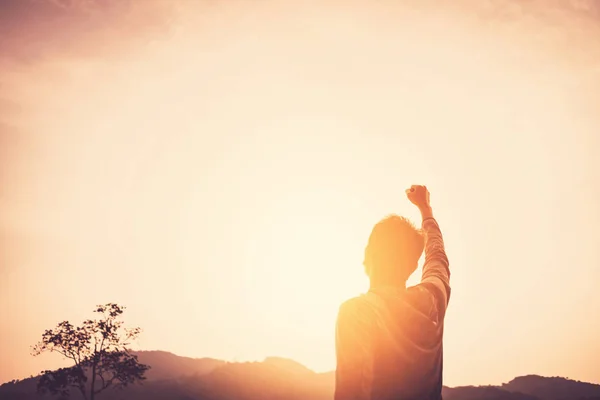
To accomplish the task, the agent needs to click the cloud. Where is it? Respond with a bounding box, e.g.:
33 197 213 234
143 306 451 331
1 0 600 191
0 0 176 65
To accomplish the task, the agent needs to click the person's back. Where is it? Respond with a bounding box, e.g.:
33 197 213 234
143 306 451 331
335 185 451 400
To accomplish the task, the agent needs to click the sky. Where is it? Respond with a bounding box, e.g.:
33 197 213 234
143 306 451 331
1 0 600 388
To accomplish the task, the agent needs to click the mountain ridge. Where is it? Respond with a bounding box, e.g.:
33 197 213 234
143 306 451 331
1 351 599 400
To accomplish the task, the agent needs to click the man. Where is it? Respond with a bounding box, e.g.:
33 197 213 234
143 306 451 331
335 185 451 400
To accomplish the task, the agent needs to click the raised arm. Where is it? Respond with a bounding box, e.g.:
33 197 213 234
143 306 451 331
406 185 451 318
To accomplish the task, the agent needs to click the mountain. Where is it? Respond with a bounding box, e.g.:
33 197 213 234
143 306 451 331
1 351 599 400
134 351 225 381
443 385 542 400
501 375 600 400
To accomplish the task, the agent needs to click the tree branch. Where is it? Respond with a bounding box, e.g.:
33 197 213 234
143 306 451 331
34 303 148 400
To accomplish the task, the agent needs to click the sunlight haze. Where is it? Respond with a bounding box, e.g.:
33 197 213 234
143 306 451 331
1 0 599 389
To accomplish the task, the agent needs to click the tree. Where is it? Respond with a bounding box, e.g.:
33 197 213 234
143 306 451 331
32 303 150 400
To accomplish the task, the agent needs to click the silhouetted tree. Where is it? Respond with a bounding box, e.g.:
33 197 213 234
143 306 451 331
32 303 150 400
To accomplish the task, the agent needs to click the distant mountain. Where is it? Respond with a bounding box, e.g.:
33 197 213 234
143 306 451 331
135 350 225 381
501 375 600 400
442 385 541 400
1 351 599 400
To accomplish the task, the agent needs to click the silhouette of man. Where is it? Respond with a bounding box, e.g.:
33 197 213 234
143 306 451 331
335 185 450 400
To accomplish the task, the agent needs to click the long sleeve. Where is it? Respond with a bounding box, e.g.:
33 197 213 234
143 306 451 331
418 217 451 320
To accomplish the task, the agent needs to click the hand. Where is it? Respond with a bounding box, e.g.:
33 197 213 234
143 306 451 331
405 185 431 212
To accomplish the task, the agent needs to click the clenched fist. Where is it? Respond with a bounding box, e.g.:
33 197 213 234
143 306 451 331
406 185 431 212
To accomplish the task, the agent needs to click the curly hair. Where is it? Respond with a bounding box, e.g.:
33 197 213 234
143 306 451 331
363 215 425 284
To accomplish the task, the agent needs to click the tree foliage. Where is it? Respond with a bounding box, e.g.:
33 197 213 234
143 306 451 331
32 303 150 400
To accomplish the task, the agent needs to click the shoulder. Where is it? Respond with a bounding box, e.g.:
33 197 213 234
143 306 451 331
337 294 377 326
339 291 385 313
338 295 366 317
406 284 439 319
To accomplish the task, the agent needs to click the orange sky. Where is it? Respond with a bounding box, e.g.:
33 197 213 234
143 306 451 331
1 0 600 388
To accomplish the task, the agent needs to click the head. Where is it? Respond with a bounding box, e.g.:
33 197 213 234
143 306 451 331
363 215 424 287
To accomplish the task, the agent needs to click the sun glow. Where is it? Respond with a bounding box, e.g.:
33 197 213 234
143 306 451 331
2 0 600 387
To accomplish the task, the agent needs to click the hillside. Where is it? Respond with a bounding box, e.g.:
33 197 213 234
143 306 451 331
135 351 225 381
1 352 599 400
501 375 600 400
443 385 542 400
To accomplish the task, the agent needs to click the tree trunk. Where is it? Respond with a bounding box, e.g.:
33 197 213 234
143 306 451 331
90 362 96 400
